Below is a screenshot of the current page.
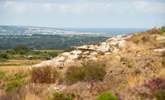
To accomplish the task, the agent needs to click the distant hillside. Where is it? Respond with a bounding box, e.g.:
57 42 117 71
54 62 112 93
0 25 103 36
0 34 108 50
0 25 147 36
0 25 63 35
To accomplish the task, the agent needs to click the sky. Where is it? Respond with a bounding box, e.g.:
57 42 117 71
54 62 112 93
0 0 165 28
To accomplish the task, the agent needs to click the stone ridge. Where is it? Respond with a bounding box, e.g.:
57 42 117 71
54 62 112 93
34 34 132 68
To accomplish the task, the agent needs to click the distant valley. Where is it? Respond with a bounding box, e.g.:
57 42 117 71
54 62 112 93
0 25 146 50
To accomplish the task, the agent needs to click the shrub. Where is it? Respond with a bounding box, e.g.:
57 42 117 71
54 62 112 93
0 71 6 79
4 72 28 93
14 44 29 54
65 66 85 84
154 90 165 100
65 61 106 84
145 77 165 91
144 77 165 100
83 62 106 82
0 52 9 60
31 66 59 83
50 91 75 100
96 91 117 100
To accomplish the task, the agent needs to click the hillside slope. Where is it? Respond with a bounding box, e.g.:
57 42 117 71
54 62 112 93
33 28 165 100
0 28 164 100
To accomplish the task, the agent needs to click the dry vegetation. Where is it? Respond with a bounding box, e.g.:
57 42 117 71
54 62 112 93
0 27 165 100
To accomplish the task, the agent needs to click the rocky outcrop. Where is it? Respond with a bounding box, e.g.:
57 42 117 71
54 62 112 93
34 34 131 69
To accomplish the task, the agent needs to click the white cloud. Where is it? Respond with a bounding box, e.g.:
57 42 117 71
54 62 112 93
1 1 112 14
3 1 33 13
43 3 112 14
133 1 165 14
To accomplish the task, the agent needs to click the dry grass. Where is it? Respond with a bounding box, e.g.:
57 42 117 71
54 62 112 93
31 66 59 83
0 59 43 67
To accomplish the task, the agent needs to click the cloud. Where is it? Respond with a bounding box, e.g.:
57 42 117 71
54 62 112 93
0 0 165 28
133 1 165 14
2 1 33 13
43 3 112 14
2 0 165 14
1 0 112 14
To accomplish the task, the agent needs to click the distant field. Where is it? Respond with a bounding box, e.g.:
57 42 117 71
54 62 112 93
33 49 63 53
0 58 43 73
0 48 63 73
0 59 43 67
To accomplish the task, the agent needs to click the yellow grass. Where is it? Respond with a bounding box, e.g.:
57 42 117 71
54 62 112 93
0 59 43 73
0 59 43 67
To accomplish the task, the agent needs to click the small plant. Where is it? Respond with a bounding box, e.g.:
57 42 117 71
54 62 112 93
96 91 117 100
83 62 106 82
4 72 28 93
65 61 106 84
145 77 165 91
0 52 9 61
154 89 165 100
65 66 85 84
14 44 29 54
31 66 59 83
0 71 6 79
144 77 165 100
50 91 75 100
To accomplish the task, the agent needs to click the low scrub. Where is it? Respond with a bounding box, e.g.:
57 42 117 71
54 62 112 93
0 71 6 79
154 89 165 100
50 91 75 100
31 66 59 83
65 66 85 84
83 62 106 81
145 77 165 91
144 77 165 100
0 52 9 61
65 61 106 84
96 91 117 100
4 72 28 93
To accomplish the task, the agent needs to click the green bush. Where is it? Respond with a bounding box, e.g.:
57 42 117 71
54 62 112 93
65 66 85 84
31 66 59 83
83 62 106 81
154 90 165 100
96 91 117 100
4 72 28 93
0 52 9 60
65 61 106 84
50 91 75 100
14 44 29 54
0 71 6 79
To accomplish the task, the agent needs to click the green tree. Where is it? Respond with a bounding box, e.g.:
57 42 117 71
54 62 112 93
14 44 29 54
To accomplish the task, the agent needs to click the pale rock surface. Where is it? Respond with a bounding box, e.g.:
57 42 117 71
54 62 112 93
34 35 131 68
